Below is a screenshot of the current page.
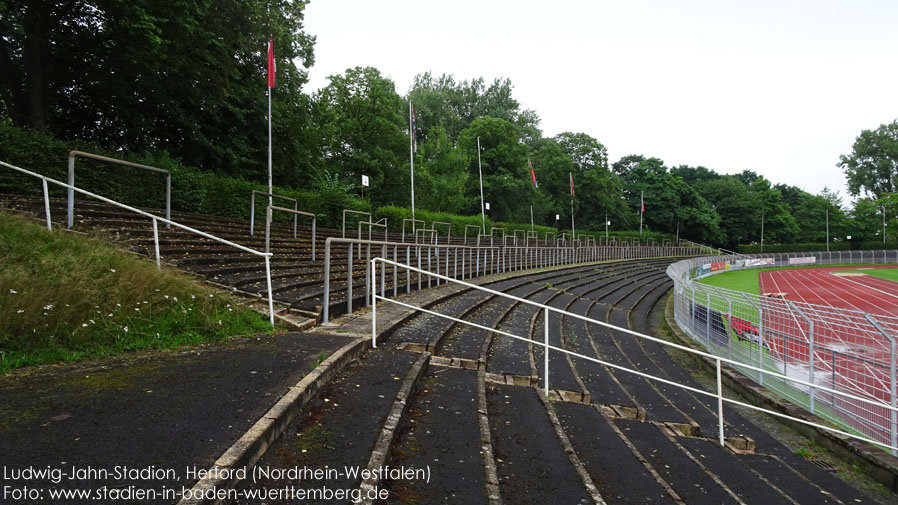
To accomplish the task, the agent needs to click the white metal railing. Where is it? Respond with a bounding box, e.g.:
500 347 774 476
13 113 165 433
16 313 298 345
668 251 898 451
68 150 171 229
266 205 316 261
370 257 898 453
1 160 275 326
250 190 297 236
321 236 711 323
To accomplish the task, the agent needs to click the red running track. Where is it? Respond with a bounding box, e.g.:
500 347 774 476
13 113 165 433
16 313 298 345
758 266 898 442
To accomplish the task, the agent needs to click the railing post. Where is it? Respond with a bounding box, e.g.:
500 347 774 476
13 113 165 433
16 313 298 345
716 358 725 446
790 301 815 413
323 238 331 323
67 154 75 228
250 191 256 235
311 218 316 262
347 243 354 316
371 259 378 349
364 242 371 306
265 254 275 326
544 307 550 398
152 217 161 271
41 179 52 230
165 173 171 229
265 206 272 254
706 292 711 347
742 293 764 385
867 315 897 455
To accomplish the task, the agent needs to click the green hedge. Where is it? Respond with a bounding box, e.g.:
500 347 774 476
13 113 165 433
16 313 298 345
0 123 368 229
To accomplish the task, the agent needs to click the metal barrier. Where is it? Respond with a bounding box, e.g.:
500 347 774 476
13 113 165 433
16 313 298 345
371 257 898 452
464 224 481 245
668 251 898 451
402 218 426 243
321 236 704 323
2 160 275 326
250 190 297 236
266 205 316 261
342 209 371 239
67 150 171 229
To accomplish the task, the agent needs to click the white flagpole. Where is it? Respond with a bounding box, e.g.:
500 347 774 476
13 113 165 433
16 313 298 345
570 172 575 240
478 136 485 234
530 205 534 231
639 190 644 236
409 101 415 220
268 85 272 207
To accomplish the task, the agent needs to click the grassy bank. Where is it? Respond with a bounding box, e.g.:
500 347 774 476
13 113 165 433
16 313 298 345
0 212 273 371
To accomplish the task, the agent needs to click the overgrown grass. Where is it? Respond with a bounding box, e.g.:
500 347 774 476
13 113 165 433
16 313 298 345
0 212 273 371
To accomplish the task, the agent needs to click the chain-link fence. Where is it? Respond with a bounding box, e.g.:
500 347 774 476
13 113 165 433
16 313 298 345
667 251 898 450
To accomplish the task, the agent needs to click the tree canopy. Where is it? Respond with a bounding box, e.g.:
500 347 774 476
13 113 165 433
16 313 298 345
2 3 889 248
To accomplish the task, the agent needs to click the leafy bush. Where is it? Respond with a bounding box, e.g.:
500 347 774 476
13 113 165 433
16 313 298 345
0 123 368 229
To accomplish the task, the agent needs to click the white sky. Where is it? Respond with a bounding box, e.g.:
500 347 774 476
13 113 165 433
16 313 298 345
302 0 898 204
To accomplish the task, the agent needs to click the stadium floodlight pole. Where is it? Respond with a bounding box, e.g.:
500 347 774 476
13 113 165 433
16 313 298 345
478 136 485 234
409 101 415 221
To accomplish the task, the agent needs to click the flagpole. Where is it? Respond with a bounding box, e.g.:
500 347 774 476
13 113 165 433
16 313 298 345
478 136 485 234
570 172 575 241
409 101 415 221
530 205 534 231
267 85 272 207
639 190 644 236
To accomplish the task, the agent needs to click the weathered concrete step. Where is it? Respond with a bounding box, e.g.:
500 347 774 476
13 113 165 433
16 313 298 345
556 402 679 504
487 383 595 505
226 348 420 503
617 418 742 505
385 366 488 504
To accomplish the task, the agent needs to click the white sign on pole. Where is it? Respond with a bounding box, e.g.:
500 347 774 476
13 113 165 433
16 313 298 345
485 202 490 211
607 220 611 226
556 214 560 220
362 175 369 187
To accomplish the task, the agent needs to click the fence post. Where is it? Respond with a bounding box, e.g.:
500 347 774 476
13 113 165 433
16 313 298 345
41 179 52 230
716 358 725 446
545 306 550 398
264 254 274 326
371 259 378 349
152 217 161 271
789 301 815 413
347 243 354 316
323 239 331 323
706 292 712 347
867 314 897 455
742 293 764 386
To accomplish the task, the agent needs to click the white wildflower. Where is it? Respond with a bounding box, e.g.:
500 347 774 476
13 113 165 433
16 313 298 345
135 308 140 312
9 289 16 294
190 295 195 300
108 313 113 317
44 304 53 310
173 296 178 302
16 309 24 314
124 326 128 333
217 320 222 326
110 269 116 273
89 319 95 325
164 295 169 299
82 323 88 327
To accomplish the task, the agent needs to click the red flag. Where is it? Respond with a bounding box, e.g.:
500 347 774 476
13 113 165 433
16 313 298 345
267 40 276 88
529 160 537 188
641 192 645 213
570 172 574 197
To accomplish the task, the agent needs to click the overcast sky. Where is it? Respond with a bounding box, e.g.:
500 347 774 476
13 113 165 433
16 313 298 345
302 0 898 204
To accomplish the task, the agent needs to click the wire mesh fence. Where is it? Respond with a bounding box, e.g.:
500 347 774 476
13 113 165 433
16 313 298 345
668 251 898 450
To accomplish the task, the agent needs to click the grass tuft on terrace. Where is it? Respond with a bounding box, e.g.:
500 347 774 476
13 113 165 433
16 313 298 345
0 212 274 371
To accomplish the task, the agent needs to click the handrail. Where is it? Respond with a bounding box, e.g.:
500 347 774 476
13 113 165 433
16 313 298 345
250 190 297 236
371 257 898 453
321 236 698 323
464 224 481 245
431 221 451 244
342 209 371 239
67 150 171 229
402 218 426 243
544 231 555 246
2 160 275 326
266 205 316 261
358 220 388 242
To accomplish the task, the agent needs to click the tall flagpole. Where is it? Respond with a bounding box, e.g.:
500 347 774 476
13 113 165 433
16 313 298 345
570 172 575 240
267 39 274 207
409 101 415 220
478 136 485 234
639 190 644 236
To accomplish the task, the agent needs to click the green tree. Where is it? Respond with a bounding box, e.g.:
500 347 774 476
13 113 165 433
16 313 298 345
316 66 408 208
458 117 529 223
1 0 316 181
415 126 467 213
840 120 898 200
